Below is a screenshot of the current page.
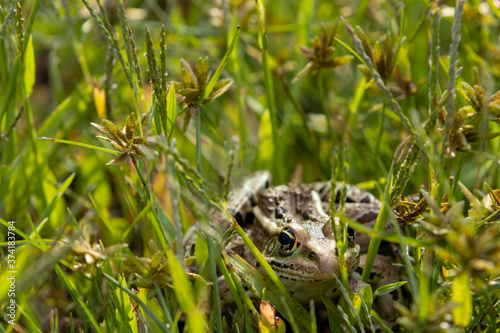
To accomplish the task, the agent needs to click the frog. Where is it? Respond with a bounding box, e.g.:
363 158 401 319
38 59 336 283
187 171 403 322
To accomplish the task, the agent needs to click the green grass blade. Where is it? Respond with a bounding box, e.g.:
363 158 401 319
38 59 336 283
166 82 177 140
255 0 279 177
207 237 223 333
23 36 35 96
103 273 169 333
38 137 120 155
166 250 206 333
38 172 75 223
202 26 241 102
55 265 102 333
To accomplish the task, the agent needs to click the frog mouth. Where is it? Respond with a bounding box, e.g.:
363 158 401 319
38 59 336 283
271 269 326 282
266 251 360 282
266 260 356 282
267 261 328 282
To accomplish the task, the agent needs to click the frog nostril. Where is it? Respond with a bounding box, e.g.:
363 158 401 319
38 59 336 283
246 212 255 225
347 226 356 246
308 252 317 260
234 212 243 224
275 206 285 219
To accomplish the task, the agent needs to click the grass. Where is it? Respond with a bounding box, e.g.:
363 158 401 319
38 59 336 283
1 0 500 332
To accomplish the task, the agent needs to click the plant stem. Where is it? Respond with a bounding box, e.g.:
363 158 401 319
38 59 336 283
441 0 466 162
195 108 208 209
452 151 465 200
167 152 184 258
132 158 152 202
375 96 386 158
317 69 335 144
279 71 310 140
195 107 204 177
208 237 223 333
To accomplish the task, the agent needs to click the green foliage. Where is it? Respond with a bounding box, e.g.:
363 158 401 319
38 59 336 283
175 56 234 130
1 0 500 332
91 114 148 165
293 25 353 83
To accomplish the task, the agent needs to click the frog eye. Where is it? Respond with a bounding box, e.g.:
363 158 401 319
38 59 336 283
277 228 300 254
278 228 293 245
